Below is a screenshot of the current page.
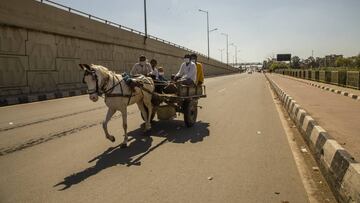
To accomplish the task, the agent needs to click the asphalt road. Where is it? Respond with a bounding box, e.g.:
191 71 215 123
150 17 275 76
0 73 335 202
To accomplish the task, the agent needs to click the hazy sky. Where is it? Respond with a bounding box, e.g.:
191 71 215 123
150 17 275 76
53 0 360 62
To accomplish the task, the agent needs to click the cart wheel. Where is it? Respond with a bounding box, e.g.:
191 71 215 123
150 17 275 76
141 105 156 122
183 100 198 127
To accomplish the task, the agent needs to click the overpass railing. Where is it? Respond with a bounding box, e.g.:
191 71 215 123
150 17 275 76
36 0 213 61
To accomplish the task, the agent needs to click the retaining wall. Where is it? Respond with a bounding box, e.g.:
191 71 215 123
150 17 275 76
0 0 236 101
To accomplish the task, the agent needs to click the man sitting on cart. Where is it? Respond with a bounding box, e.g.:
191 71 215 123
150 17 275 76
190 53 204 85
130 55 152 76
174 54 197 86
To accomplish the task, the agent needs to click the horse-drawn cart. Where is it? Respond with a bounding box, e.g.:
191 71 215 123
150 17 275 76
142 82 207 127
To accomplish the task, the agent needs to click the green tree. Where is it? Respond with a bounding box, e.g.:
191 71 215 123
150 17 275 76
336 57 352 67
291 56 300 69
269 62 290 71
355 54 360 68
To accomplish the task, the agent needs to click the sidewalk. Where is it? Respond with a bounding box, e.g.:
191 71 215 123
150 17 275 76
268 74 360 161
277 74 360 100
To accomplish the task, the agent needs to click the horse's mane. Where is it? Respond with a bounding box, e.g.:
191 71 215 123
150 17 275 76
90 64 117 79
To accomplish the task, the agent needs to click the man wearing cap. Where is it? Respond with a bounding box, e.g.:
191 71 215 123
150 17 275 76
130 55 152 76
174 54 197 85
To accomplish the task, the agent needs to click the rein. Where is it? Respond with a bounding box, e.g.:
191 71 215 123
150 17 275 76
83 68 155 104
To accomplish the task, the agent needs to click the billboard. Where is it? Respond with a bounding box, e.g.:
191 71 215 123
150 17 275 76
277 54 291 61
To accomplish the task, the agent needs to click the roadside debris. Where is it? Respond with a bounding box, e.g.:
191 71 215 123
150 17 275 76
207 176 213 181
9 122 13 125
176 126 181 130
300 146 308 153
257 131 261 135
274 192 280 195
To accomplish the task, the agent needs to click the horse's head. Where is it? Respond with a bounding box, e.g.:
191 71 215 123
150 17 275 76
79 64 102 102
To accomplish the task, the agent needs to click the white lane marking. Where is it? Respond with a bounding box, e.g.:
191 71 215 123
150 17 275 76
218 88 226 93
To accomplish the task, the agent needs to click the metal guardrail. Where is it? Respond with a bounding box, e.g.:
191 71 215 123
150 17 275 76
35 0 215 60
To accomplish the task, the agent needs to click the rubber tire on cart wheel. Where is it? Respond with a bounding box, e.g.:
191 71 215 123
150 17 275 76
141 105 156 122
183 100 198 127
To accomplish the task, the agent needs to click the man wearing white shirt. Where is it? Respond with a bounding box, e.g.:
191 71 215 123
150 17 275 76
130 55 152 76
175 54 197 85
150 59 159 80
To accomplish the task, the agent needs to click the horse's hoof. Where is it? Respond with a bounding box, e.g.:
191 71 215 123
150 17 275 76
107 136 115 142
120 143 127 149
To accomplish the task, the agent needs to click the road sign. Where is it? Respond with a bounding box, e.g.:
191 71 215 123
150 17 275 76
277 54 291 61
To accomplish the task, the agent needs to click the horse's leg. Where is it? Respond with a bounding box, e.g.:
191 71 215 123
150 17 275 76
119 108 128 149
103 108 116 142
143 93 153 132
136 101 147 132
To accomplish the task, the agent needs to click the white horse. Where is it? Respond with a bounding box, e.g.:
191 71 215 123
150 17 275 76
79 64 154 148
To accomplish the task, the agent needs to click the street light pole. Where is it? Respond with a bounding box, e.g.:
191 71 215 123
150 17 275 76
219 49 224 62
198 9 209 58
144 0 147 43
237 50 241 67
230 43 238 66
221 33 229 66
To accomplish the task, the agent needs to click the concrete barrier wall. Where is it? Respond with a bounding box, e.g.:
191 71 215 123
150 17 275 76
274 69 360 90
346 71 360 89
311 70 317 81
319 71 326 82
0 0 236 98
330 71 347 87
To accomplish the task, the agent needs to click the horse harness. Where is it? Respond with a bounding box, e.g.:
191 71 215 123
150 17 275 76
83 70 153 104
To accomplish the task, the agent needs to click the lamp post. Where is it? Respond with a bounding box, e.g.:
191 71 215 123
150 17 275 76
237 50 241 68
230 43 238 66
219 48 224 62
210 28 218 33
143 0 147 43
221 33 229 66
199 9 216 59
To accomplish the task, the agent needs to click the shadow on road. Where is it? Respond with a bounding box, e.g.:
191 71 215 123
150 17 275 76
54 120 209 191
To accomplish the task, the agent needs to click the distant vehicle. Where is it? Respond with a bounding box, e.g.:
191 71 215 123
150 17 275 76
247 71 252 74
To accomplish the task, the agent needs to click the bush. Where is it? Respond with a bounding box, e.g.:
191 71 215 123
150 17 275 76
270 62 290 71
